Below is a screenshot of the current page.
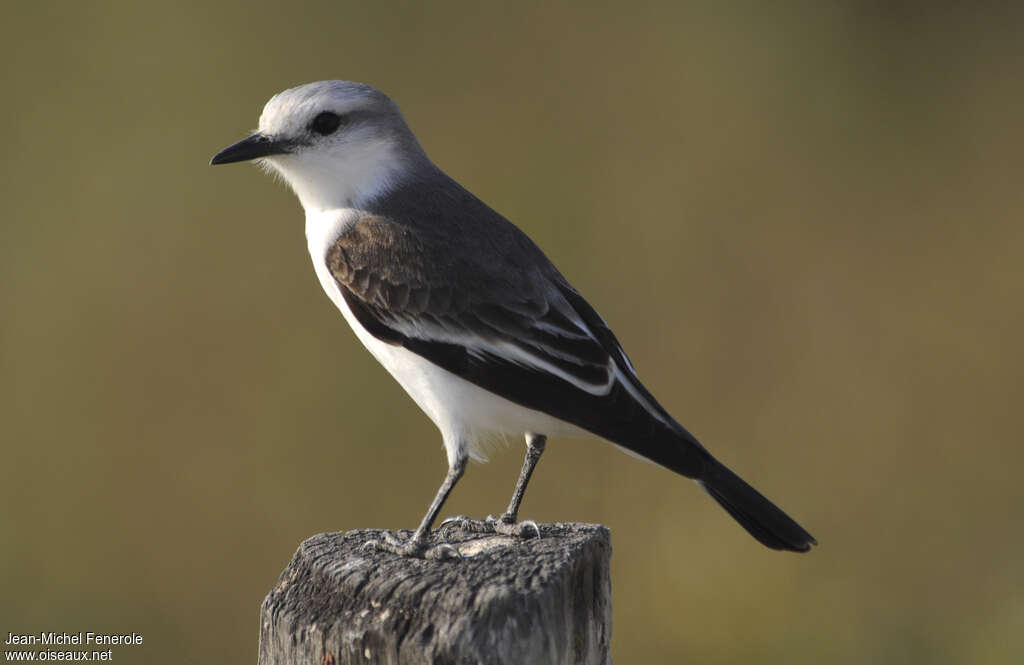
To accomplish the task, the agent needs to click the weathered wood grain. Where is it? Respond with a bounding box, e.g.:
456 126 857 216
257 523 612 665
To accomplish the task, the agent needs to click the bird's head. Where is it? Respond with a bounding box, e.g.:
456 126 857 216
211 81 427 211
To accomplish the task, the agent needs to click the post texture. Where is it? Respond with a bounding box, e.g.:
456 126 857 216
257 523 611 665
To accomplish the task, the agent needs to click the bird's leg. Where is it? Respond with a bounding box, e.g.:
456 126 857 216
497 433 546 531
365 451 467 560
443 433 546 538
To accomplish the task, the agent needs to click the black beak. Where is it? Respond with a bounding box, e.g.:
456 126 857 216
210 133 294 165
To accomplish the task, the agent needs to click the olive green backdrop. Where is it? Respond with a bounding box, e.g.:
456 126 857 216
2 2 1022 663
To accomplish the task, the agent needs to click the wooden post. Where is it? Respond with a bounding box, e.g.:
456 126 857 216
257 523 612 665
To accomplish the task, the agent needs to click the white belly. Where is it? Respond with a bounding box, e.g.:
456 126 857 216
305 208 584 464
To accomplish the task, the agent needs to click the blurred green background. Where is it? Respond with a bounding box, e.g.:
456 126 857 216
2 2 1022 663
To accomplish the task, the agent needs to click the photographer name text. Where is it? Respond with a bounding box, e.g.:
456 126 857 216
5 633 142 647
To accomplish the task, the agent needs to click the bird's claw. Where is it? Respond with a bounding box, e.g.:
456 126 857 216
362 531 462 561
427 543 461 561
440 514 469 529
517 519 541 538
440 514 541 539
440 515 492 535
362 531 441 559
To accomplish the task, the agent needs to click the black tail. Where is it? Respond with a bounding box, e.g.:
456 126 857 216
699 458 817 552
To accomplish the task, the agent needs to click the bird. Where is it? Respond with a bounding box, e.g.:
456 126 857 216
211 80 816 559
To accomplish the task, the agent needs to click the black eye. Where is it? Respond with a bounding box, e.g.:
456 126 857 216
310 111 344 135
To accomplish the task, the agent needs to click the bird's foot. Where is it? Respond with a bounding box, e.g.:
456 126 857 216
362 531 460 561
441 514 541 539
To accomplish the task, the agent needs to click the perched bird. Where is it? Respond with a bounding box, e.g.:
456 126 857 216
211 81 816 559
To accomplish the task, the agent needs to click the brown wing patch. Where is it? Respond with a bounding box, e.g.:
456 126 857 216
326 215 437 313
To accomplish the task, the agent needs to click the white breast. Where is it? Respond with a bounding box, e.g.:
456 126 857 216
304 208 584 465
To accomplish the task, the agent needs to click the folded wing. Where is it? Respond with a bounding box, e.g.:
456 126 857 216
326 213 709 478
